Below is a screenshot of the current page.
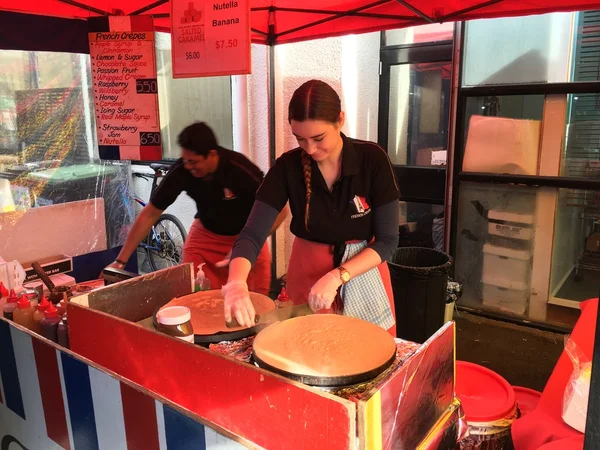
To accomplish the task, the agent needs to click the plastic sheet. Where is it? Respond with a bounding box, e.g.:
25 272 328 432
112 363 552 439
419 398 469 450
562 336 591 433
375 323 456 450
0 49 135 265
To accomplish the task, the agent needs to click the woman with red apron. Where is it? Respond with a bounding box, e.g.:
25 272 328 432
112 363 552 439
222 80 399 336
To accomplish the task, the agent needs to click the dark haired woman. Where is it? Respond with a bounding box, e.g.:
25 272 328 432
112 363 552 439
105 121 287 295
222 80 399 335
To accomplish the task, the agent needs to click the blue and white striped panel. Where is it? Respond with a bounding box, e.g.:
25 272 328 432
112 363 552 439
155 401 248 450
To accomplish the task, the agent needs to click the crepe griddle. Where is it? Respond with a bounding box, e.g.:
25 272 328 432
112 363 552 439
252 351 396 387
152 307 259 345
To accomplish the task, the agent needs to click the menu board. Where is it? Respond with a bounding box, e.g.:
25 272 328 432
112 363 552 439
89 17 162 161
171 0 251 78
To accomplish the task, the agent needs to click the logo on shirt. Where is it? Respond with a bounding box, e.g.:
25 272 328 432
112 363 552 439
223 188 237 200
351 195 371 219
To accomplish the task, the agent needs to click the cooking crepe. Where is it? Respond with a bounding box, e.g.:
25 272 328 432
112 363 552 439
253 314 396 378
161 290 275 335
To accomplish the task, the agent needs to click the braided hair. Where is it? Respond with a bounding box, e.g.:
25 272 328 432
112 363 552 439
288 80 342 230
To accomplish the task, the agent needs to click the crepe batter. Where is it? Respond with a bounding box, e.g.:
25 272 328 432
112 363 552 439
253 314 396 378
162 290 275 335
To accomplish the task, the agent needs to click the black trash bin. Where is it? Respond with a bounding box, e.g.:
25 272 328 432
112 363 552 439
388 247 452 343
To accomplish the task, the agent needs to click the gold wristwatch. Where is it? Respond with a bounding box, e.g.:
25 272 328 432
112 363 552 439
337 266 351 284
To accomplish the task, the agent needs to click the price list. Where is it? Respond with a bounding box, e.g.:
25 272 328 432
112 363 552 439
171 0 250 78
89 29 162 160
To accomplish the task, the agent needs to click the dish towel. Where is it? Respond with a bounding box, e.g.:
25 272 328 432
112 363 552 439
340 241 396 330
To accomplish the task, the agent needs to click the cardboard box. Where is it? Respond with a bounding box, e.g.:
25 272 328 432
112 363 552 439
23 273 76 295
586 233 600 253
21 254 73 282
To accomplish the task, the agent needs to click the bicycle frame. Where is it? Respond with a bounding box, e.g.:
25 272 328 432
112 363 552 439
132 168 177 254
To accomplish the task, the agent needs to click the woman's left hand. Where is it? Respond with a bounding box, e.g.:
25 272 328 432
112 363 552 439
308 271 342 312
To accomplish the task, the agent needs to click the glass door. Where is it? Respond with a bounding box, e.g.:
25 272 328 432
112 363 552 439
378 27 454 250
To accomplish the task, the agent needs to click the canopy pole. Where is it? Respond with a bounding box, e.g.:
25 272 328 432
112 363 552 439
268 7 279 288
394 0 433 23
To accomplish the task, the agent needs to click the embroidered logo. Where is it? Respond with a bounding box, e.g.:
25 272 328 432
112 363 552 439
223 188 237 200
351 195 371 219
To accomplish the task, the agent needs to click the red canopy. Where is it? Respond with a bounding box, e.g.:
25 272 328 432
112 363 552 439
0 0 599 44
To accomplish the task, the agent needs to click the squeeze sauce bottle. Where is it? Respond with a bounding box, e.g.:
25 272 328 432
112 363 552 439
3 289 18 321
57 298 67 317
13 295 35 331
40 303 61 343
194 263 211 292
22 289 39 309
33 296 50 334
57 314 69 349
0 281 8 308
275 287 292 309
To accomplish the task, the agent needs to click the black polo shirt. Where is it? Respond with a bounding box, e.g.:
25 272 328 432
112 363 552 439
151 147 264 236
256 135 399 245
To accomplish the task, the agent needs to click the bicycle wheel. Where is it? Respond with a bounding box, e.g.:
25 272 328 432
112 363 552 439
146 214 187 271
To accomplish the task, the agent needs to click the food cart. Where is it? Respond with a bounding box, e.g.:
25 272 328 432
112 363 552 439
1 264 462 449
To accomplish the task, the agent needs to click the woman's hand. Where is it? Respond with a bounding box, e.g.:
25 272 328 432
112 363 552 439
308 271 342 312
222 281 256 327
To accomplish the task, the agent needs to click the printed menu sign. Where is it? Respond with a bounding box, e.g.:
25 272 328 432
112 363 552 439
88 16 162 161
171 0 251 78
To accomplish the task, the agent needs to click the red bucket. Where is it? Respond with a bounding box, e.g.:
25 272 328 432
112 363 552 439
455 361 517 450
513 386 541 418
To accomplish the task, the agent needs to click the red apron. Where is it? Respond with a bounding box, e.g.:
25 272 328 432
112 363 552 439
182 219 271 295
286 237 396 337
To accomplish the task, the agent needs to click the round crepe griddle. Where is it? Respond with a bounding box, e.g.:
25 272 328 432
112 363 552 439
252 351 395 387
252 314 397 387
153 290 275 344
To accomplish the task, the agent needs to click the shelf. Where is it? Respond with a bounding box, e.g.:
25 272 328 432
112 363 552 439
582 207 600 220
578 251 600 271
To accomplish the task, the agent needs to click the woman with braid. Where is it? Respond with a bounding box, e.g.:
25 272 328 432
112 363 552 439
222 80 400 336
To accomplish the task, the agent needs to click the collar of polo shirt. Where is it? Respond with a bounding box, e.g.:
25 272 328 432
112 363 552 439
339 133 359 177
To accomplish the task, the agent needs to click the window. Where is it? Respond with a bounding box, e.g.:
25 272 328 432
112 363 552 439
387 62 451 167
551 188 600 309
385 22 454 47
461 95 545 175
462 13 573 86
452 11 600 329
454 182 581 330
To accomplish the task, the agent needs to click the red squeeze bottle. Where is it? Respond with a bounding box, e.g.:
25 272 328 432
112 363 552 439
0 282 6 309
3 289 19 321
40 303 61 342
13 296 35 331
275 287 292 308
32 296 50 334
